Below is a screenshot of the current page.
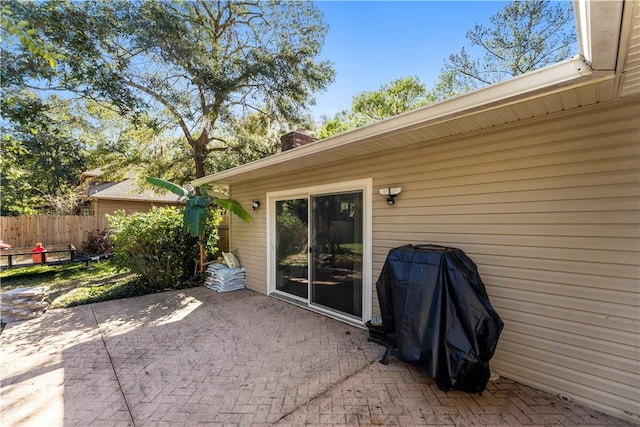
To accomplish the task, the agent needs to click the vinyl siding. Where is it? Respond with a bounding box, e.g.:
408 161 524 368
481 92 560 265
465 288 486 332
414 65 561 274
227 96 639 422
94 200 184 217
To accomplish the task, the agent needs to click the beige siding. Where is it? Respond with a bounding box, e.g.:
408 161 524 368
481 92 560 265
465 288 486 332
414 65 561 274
94 199 183 217
228 97 639 422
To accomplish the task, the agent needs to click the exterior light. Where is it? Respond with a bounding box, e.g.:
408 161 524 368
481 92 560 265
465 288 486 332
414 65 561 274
251 200 261 210
379 187 402 205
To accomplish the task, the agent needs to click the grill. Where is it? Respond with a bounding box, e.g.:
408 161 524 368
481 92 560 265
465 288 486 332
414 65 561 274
376 244 503 394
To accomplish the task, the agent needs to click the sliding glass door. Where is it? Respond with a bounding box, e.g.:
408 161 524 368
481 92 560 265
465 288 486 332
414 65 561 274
270 180 370 322
310 192 363 317
275 198 309 300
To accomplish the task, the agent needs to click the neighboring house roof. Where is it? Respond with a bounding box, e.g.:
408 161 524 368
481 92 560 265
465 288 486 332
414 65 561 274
192 0 638 188
89 178 186 203
88 182 116 196
80 168 186 203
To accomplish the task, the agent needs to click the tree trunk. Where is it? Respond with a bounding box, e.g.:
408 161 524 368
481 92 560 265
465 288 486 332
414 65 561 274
193 131 208 272
194 131 208 179
199 234 205 273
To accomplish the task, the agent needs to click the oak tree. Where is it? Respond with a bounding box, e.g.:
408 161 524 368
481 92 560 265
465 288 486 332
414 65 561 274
5 0 335 181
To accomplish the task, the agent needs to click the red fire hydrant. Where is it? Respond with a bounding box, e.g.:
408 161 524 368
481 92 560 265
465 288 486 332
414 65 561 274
32 243 47 264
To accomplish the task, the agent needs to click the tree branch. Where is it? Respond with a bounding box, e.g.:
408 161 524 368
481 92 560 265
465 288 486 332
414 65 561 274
123 78 194 143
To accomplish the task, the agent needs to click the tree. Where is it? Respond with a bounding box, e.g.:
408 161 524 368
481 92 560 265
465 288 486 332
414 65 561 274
0 93 90 215
41 185 87 215
318 76 429 138
318 1 577 137
209 108 303 172
77 100 188 185
2 2 91 214
352 76 430 122
7 0 335 181
1 2 65 86
431 0 576 101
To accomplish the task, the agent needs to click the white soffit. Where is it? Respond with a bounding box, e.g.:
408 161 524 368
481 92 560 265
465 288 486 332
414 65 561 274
574 0 624 70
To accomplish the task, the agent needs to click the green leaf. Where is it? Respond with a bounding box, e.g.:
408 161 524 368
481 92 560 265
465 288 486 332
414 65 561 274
215 198 252 223
191 195 208 208
184 196 209 236
146 177 188 197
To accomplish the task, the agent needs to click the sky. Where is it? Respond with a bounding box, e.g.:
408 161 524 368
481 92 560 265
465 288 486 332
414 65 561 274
309 1 512 121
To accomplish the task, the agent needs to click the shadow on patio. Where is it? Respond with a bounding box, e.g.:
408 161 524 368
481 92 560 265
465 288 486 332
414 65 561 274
0 287 633 426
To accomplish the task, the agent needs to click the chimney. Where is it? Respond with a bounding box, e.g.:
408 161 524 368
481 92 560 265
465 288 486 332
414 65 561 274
281 129 318 152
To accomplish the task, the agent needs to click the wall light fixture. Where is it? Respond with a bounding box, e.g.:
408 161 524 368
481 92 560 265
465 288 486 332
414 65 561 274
379 187 402 205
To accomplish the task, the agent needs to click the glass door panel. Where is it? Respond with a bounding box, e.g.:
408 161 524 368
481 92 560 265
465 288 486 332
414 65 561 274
310 192 363 318
275 198 309 300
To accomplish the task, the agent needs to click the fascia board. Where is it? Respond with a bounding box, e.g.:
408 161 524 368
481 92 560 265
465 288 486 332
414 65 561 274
192 56 594 188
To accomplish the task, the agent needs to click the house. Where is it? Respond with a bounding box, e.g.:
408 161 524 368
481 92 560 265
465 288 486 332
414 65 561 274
192 1 639 423
78 168 186 218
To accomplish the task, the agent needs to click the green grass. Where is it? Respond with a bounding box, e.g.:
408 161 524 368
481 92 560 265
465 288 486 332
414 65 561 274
0 261 149 308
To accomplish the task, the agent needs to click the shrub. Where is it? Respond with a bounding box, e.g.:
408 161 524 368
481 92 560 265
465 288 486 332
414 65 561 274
81 229 113 255
108 207 222 290
205 208 224 260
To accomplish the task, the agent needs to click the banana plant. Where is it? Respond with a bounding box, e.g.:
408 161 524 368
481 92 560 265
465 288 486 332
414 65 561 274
146 177 251 271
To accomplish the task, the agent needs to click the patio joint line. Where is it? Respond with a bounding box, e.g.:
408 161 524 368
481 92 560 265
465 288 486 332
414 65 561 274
274 357 379 424
90 303 137 427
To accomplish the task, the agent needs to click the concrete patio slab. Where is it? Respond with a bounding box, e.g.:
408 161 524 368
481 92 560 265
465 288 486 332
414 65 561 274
0 287 634 426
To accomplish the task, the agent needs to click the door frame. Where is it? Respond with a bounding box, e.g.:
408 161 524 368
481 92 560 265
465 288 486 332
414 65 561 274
266 178 373 326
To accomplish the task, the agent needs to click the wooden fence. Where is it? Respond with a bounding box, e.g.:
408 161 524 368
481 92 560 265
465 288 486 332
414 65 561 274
0 215 229 253
1 215 108 250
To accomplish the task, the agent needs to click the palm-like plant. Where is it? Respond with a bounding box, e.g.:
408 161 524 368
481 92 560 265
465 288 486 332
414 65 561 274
146 177 251 272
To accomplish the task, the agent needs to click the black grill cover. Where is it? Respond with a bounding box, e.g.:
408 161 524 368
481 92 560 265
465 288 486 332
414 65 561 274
376 244 503 393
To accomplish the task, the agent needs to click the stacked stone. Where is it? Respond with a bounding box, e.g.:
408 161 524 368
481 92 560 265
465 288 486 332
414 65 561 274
1 287 50 324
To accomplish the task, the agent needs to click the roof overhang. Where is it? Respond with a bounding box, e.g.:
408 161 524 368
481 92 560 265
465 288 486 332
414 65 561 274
193 56 598 187
193 0 631 188
574 0 624 71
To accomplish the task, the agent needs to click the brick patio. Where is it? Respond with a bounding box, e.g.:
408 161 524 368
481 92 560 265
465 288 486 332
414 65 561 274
0 287 634 426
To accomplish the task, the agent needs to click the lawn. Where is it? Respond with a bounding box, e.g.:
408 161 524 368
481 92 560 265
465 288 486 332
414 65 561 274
0 261 147 308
